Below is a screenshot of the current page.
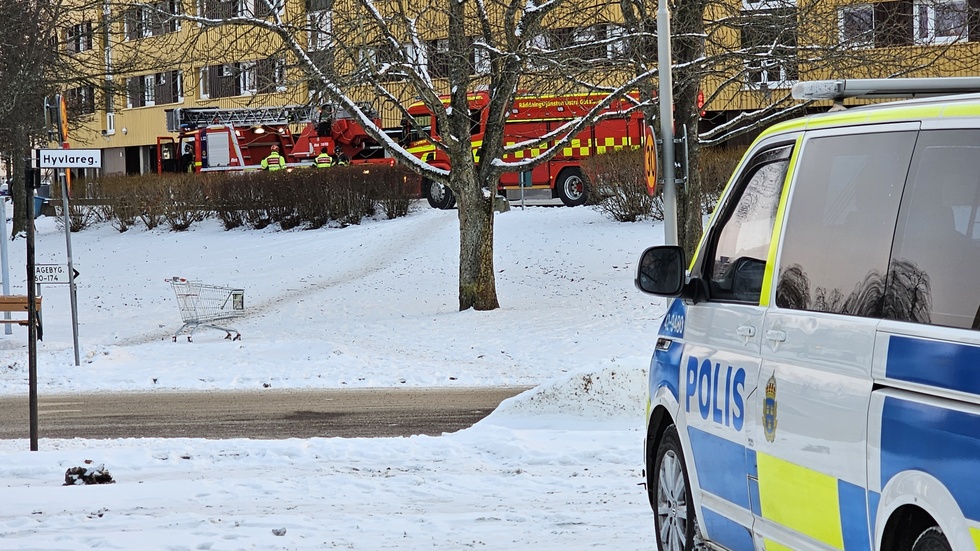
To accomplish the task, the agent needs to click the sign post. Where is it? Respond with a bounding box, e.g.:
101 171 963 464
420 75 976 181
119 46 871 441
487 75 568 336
657 0 678 246
37 96 93 367
26 154 40 451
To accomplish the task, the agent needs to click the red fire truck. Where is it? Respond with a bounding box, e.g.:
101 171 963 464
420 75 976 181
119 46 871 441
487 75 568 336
157 103 392 174
403 91 645 209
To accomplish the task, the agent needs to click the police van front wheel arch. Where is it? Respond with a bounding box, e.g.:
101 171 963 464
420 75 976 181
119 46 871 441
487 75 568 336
911 527 952 551
555 168 589 207
652 424 696 551
424 179 456 210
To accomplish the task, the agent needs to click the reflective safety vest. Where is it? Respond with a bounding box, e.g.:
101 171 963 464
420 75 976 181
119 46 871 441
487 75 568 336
315 153 334 168
262 152 284 171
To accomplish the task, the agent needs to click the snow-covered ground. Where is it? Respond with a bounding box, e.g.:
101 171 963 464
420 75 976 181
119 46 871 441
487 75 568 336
0 203 669 549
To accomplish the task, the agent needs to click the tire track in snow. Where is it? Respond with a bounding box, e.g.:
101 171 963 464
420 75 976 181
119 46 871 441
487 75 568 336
114 210 457 347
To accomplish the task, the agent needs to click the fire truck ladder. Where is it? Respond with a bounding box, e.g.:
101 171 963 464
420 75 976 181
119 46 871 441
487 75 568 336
165 105 321 132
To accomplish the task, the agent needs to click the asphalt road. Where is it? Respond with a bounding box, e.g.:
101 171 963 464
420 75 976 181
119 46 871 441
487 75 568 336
0 387 531 440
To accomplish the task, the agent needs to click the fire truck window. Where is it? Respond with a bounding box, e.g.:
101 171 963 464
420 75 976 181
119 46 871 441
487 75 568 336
469 110 482 135
409 115 432 143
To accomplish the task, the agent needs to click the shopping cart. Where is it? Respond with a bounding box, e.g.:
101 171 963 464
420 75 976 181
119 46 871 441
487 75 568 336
165 277 245 342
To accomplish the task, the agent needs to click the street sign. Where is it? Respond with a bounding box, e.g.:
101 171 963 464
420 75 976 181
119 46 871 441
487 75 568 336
34 264 76 284
37 149 102 169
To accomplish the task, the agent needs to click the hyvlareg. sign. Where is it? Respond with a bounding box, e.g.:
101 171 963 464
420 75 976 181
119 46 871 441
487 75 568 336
38 149 102 169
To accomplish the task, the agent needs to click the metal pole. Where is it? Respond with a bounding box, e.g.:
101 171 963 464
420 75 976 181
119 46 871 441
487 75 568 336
60 171 80 366
657 0 678 246
0 195 10 334
26 152 39 451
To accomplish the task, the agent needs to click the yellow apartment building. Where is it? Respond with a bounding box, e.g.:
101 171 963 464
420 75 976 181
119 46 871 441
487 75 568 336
60 0 980 175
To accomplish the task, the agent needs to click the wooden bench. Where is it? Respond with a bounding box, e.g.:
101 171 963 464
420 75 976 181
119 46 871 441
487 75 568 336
0 295 42 326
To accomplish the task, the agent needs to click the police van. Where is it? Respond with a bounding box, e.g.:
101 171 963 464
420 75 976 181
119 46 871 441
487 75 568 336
636 78 980 551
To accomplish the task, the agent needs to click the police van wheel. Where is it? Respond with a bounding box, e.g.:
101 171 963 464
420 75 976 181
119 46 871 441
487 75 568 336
425 179 456 210
555 168 589 207
912 527 951 551
653 425 696 551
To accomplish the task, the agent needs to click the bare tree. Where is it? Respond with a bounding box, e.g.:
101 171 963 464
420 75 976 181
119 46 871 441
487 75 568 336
150 0 649 311
0 0 173 237
0 0 60 237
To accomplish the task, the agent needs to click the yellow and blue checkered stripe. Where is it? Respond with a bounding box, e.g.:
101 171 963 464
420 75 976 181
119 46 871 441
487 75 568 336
690 428 871 551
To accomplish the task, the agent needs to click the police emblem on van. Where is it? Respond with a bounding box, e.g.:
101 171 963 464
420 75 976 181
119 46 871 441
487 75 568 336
763 375 778 443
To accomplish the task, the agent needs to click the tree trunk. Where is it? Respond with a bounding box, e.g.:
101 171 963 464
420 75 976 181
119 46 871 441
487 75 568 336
10 132 28 239
455 173 499 311
672 0 707 259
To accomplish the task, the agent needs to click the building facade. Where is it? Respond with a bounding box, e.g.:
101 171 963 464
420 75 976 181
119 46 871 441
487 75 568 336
61 0 980 175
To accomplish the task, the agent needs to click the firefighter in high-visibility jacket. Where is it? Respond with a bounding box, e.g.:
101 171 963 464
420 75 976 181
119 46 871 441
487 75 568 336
314 147 334 169
261 145 284 171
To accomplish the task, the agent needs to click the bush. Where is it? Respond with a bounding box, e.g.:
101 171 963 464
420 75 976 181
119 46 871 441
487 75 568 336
49 179 99 232
581 148 658 222
97 177 140 232
58 164 419 233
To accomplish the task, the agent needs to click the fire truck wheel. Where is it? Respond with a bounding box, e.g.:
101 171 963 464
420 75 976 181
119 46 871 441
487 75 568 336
425 179 456 210
555 168 589 207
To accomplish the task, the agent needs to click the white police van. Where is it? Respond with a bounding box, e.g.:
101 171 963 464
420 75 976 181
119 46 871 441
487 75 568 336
636 78 980 551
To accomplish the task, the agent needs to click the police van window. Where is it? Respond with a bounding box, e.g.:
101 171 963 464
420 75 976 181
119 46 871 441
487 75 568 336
706 145 790 303
885 129 980 330
775 131 915 316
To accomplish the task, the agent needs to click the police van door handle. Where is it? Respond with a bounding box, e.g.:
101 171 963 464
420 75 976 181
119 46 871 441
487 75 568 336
766 329 787 343
736 325 756 338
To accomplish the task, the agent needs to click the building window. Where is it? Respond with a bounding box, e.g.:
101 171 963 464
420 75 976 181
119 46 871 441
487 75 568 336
151 0 181 35
233 0 281 17
200 0 235 18
128 71 182 107
143 75 157 106
914 0 968 43
125 0 180 40
66 21 94 54
202 60 279 97
427 37 491 77
199 67 210 98
255 57 286 93
427 38 451 78
741 7 798 89
238 61 257 94
840 4 875 46
472 39 491 74
124 7 149 40
570 25 615 61
607 24 627 58
360 42 421 81
308 9 331 51
66 86 95 116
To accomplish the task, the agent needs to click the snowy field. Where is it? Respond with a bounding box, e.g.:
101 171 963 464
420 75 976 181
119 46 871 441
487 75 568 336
0 202 669 549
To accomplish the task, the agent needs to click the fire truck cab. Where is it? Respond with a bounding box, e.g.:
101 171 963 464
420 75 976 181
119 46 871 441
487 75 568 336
403 91 645 209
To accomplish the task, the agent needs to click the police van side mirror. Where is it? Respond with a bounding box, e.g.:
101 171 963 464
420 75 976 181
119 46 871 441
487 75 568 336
636 246 686 296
